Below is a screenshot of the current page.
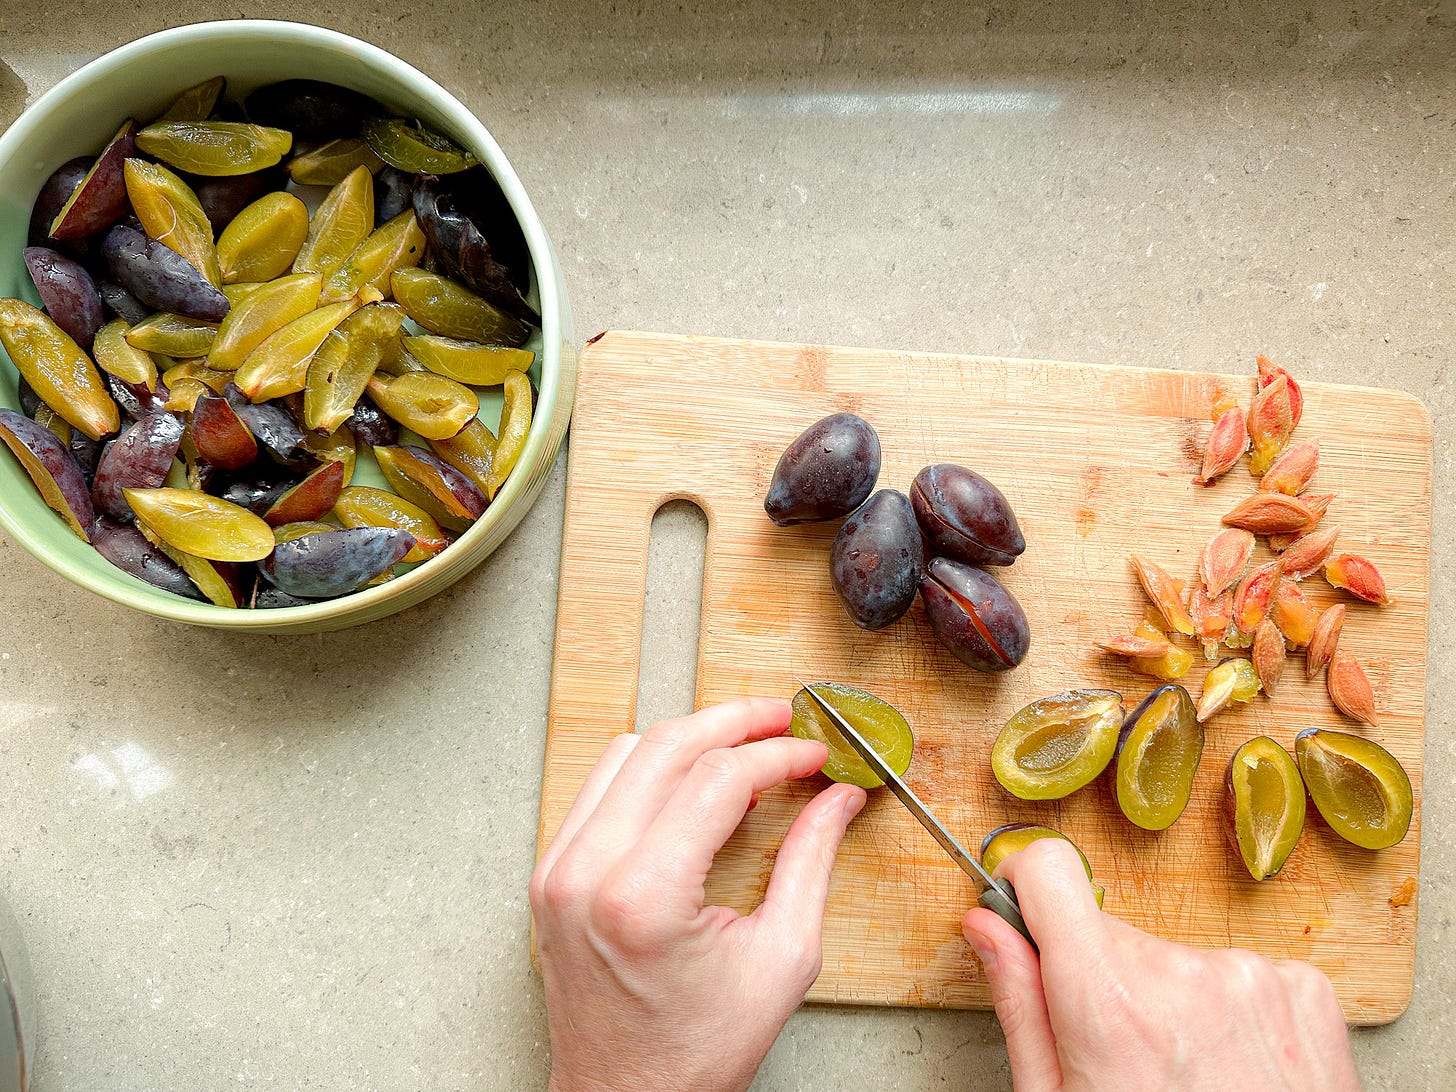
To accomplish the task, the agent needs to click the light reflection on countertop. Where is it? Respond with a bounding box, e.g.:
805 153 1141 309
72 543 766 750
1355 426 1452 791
720 90 1063 119
73 743 172 805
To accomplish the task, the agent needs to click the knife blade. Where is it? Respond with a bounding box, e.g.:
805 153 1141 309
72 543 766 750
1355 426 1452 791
795 679 1037 951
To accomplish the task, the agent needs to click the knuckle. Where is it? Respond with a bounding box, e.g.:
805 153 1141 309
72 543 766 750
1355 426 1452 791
527 867 548 916
640 717 695 751
694 747 743 782
537 853 591 917
993 985 1032 1040
788 939 824 989
601 731 639 761
1216 948 1275 996
1283 959 1339 1006
1171 950 1223 997
590 874 666 953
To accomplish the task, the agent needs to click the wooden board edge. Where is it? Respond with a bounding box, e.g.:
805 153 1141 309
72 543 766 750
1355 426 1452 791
576 330 1445 409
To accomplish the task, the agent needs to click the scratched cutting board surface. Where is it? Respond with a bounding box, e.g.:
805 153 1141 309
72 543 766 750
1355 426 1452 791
537 331 1432 1023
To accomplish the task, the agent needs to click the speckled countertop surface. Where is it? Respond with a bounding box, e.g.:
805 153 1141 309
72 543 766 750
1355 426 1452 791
0 2 1451 1089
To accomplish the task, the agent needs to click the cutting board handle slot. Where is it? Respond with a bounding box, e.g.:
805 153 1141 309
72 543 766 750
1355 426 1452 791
636 499 709 729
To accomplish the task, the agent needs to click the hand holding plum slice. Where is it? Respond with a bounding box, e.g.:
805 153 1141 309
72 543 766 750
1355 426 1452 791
789 682 913 789
1295 729 1412 850
1114 685 1202 831
919 558 1030 673
830 488 924 630
991 689 1122 801
763 412 880 525
1225 737 1305 880
0 408 96 539
910 463 1024 566
979 824 1104 907
259 526 415 599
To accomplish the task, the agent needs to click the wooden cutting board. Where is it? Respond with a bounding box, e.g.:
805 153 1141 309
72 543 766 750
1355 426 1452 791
537 331 1432 1024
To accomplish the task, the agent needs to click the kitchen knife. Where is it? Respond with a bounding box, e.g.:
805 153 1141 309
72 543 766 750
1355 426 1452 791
795 679 1037 951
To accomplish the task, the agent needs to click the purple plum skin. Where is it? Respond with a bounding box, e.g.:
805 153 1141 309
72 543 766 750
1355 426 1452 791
91 518 204 600
101 224 229 323
259 527 415 598
910 463 1025 567
23 247 105 349
919 557 1030 673
764 412 880 526
91 412 185 522
830 489 925 630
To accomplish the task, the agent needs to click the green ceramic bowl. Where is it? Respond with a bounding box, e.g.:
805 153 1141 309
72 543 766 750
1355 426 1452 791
0 20 575 632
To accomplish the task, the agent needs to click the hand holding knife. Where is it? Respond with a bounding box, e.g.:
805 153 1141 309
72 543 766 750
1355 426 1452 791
796 679 1037 952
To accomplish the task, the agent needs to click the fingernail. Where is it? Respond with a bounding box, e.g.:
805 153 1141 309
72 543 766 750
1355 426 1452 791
966 929 997 971
842 791 866 823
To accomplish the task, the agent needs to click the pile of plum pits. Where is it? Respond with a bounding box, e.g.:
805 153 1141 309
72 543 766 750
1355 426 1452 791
0 76 540 607
765 375 1414 893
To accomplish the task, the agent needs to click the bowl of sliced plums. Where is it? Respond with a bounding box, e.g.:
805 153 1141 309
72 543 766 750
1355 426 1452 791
0 20 575 631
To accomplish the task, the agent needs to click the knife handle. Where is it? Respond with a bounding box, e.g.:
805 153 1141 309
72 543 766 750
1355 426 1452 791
977 879 1039 954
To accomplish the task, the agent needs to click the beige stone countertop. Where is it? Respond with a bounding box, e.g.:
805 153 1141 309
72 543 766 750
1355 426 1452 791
0 2 1451 1089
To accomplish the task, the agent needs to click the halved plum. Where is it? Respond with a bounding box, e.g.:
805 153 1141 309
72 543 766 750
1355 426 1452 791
991 690 1122 801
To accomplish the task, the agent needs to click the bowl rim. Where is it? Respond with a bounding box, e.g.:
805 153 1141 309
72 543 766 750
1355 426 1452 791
0 19 568 627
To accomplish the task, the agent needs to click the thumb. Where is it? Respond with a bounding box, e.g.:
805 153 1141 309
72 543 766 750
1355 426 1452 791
964 908 1063 1092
